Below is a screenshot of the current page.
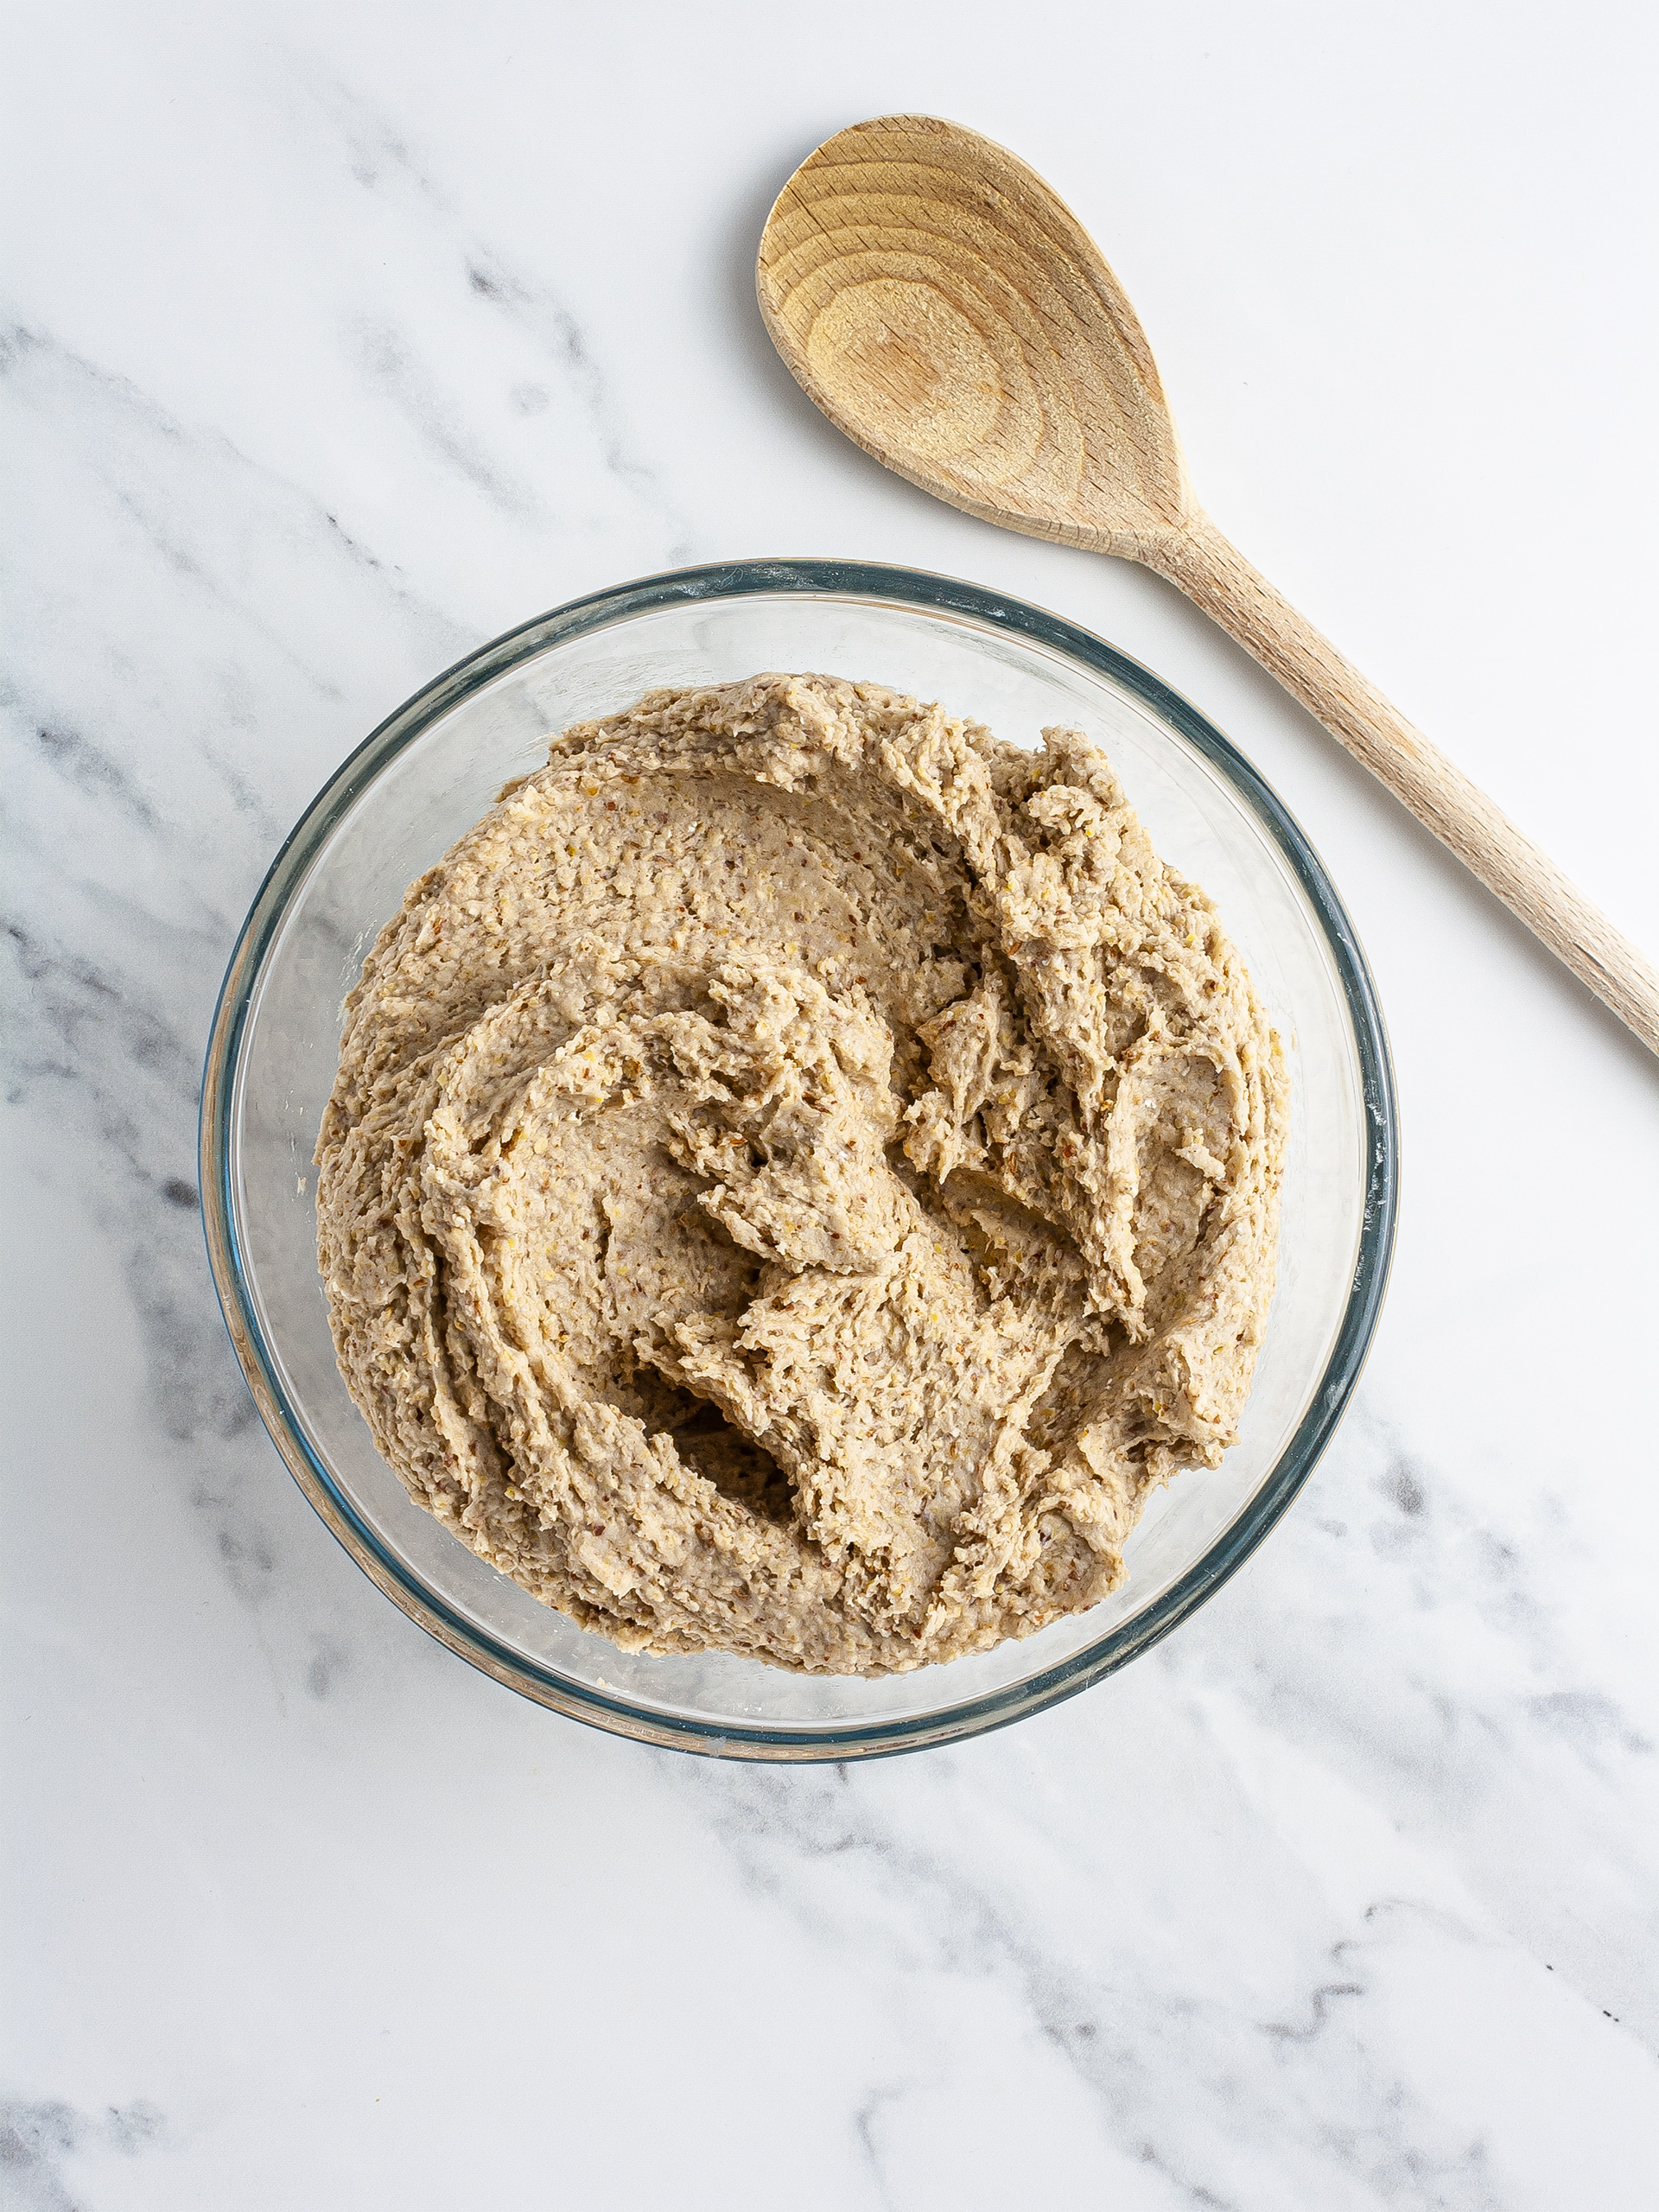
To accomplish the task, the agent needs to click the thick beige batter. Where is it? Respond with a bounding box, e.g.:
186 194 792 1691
316 674 1287 1675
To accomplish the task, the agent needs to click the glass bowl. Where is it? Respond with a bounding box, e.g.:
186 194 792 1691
200 560 1396 1759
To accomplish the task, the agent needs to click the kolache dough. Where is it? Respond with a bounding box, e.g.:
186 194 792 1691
316 675 1288 1675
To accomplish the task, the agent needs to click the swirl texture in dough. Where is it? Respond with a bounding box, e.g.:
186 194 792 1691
316 674 1287 1675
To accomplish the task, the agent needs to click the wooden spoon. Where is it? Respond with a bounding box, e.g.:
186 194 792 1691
757 113 1659 1056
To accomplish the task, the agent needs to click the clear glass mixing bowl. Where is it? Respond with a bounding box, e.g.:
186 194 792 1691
200 561 1396 1759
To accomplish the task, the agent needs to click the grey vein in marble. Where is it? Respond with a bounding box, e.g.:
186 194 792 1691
287 68 696 563
0 2100 167 2212
671 1744 1529 2209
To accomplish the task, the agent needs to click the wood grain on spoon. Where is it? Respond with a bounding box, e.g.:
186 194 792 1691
757 113 1659 1057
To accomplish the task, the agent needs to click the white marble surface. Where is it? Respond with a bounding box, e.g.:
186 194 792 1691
5 3 1659 2204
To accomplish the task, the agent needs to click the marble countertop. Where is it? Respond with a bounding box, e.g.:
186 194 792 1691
5 3 1657 2205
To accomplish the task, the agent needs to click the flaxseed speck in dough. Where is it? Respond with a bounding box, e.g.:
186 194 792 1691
316 675 1287 1675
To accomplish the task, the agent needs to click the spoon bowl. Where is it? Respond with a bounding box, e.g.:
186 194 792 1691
759 112 1190 556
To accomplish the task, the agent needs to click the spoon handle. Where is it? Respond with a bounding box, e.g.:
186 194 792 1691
1147 515 1659 1057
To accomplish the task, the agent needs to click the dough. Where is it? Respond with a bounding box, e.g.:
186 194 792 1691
316 675 1287 1675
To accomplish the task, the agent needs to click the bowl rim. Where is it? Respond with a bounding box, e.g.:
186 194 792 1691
199 556 1398 1761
